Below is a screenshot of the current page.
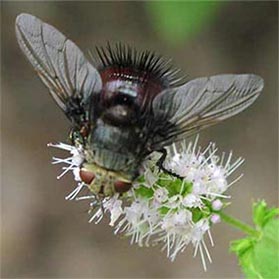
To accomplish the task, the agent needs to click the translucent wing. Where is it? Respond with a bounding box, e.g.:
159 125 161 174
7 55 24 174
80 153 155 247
150 74 264 149
15 13 102 125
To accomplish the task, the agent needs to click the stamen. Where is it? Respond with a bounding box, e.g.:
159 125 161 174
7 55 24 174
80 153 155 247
65 182 85 200
207 229 214 247
202 240 212 263
57 163 75 179
199 243 207 271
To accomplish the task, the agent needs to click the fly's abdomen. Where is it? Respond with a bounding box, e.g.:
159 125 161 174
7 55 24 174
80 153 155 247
87 119 141 175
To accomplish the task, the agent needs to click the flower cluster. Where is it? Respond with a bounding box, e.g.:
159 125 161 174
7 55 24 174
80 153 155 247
49 136 244 270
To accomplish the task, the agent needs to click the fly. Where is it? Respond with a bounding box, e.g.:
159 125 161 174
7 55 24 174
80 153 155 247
15 13 264 196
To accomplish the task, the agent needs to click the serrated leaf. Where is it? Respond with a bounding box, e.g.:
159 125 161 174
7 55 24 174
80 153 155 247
230 238 255 258
253 200 268 228
253 200 279 229
250 219 279 279
231 204 279 279
263 208 279 226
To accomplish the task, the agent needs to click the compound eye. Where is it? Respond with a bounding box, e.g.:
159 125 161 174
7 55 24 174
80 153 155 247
114 180 132 193
80 168 95 185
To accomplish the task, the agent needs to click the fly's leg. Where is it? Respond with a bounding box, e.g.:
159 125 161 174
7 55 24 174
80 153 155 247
156 148 182 179
156 148 167 170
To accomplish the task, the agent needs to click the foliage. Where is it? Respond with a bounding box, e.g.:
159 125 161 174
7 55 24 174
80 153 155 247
230 201 279 279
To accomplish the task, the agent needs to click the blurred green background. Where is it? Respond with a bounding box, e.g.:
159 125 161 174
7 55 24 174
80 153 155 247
1 1 278 278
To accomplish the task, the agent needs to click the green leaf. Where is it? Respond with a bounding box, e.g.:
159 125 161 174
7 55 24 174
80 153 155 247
136 175 145 184
159 206 171 216
253 200 279 229
134 186 154 199
230 238 256 258
230 201 279 279
253 200 267 228
157 176 180 196
172 178 183 195
146 1 222 44
181 181 193 196
191 206 211 223
251 219 279 279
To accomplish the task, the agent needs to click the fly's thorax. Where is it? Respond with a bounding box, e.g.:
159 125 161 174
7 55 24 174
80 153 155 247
79 162 133 195
98 67 167 117
100 67 164 96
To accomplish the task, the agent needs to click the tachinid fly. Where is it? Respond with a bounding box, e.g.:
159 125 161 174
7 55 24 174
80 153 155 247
15 13 264 196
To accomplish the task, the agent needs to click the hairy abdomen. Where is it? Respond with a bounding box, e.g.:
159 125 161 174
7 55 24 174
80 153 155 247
88 119 141 176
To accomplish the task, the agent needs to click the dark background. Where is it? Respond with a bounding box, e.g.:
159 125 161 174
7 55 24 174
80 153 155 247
1 1 278 278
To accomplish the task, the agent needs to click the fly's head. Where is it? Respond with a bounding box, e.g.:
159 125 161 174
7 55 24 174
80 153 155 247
69 126 134 196
79 162 133 196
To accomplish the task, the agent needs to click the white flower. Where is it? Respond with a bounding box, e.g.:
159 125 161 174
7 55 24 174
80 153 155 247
73 167 81 181
144 168 159 188
162 210 192 233
210 214 221 224
103 195 123 226
191 218 212 271
212 199 223 211
164 194 182 209
49 136 244 270
154 188 169 203
191 219 210 244
47 142 84 180
125 200 145 225
182 193 202 208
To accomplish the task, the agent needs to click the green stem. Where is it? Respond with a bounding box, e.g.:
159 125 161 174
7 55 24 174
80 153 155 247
218 211 261 238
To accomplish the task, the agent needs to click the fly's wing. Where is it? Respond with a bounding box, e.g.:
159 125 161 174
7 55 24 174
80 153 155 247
150 74 264 150
15 13 102 126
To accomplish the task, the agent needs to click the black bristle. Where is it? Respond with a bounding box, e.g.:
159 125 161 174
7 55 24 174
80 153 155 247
93 43 183 87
